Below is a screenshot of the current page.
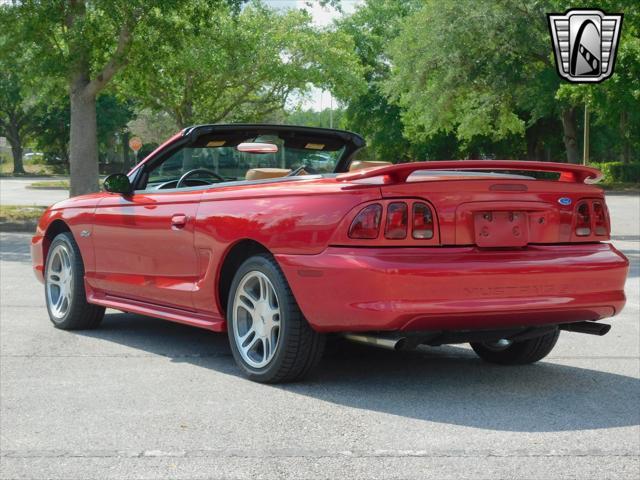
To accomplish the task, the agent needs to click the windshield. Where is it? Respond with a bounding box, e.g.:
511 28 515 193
147 143 344 187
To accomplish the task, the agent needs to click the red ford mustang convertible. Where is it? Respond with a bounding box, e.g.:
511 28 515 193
31 124 629 382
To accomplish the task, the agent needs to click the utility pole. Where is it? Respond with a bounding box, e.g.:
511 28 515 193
583 103 590 166
329 93 333 129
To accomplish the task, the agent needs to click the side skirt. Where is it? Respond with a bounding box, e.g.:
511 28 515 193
87 291 227 332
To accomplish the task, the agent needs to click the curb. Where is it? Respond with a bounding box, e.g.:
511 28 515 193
603 190 640 196
0 221 37 233
25 186 69 191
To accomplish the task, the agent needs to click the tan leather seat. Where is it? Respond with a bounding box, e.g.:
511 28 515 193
245 168 291 181
349 161 392 171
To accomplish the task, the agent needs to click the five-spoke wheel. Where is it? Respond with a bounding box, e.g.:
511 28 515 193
44 232 105 330
46 243 74 320
232 271 281 368
227 254 325 383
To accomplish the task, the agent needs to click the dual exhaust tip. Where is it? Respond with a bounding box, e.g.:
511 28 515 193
342 321 611 351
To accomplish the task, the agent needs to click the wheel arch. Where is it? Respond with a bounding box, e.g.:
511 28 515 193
43 219 73 263
217 239 272 316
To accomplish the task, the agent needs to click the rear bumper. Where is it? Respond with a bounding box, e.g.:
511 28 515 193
276 243 629 332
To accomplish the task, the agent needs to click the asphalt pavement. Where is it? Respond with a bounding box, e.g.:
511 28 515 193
0 193 638 479
0 177 69 206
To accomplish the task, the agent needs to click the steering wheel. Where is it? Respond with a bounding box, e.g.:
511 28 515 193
287 165 319 177
176 168 225 188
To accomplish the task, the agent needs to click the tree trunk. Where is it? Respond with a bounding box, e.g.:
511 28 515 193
525 126 540 160
561 107 580 164
11 142 25 174
69 81 100 196
6 120 26 174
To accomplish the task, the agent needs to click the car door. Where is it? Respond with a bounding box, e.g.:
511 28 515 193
88 189 202 310
88 143 214 311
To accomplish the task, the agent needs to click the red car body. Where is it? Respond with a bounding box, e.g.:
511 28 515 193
31 125 628 339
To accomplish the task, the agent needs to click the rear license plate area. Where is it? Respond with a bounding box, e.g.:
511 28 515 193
474 211 529 247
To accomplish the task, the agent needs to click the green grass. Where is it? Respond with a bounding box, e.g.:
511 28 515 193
0 160 55 176
28 180 70 189
0 205 47 223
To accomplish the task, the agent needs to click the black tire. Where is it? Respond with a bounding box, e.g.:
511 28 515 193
226 254 325 383
470 328 560 365
44 232 105 330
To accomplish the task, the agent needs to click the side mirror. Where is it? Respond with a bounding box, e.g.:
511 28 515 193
103 173 133 194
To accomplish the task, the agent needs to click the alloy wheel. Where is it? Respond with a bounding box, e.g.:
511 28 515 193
232 271 281 368
46 244 73 320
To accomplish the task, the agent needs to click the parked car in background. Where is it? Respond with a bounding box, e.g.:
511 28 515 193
31 124 629 382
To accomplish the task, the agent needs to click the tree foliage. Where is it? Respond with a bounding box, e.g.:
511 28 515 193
0 25 38 173
2 0 238 194
382 0 639 163
120 1 365 128
337 0 421 162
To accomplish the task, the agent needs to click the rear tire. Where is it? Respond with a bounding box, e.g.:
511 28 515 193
227 254 325 383
470 328 560 365
44 232 105 330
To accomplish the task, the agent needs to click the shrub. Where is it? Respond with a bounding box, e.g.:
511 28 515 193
592 162 640 183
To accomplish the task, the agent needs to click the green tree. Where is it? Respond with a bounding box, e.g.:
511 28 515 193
284 107 346 129
2 0 237 195
0 30 36 174
556 1 640 163
31 94 136 172
120 2 364 129
338 0 421 162
383 0 637 164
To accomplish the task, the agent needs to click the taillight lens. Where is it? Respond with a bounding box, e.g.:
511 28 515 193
348 204 382 239
575 201 591 236
412 203 434 239
384 202 408 239
592 201 608 236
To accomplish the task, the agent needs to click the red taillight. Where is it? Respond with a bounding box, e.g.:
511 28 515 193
348 204 382 239
384 202 408 239
412 202 434 239
575 201 591 236
592 201 608 236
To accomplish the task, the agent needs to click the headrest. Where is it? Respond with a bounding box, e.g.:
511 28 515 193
245 168 292 181
349 161 392 171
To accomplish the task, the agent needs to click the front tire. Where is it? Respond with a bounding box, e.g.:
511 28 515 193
227 254 325 383
45 232 105 330
471 328 560 365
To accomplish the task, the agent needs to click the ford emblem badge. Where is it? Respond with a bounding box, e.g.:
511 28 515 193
558 197 572 206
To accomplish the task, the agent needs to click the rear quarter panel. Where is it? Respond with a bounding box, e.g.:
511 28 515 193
192 178 381 314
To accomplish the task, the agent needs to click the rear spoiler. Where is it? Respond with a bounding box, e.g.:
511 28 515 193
338 160 602 184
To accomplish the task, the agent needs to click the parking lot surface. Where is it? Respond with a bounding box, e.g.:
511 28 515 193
1 194 638 479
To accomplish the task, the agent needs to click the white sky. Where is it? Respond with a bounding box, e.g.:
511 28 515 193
266 0 364 110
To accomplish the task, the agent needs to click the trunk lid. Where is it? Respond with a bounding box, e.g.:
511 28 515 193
339 161 608 247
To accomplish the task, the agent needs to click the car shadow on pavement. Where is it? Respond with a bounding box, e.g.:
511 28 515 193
79 312 640 434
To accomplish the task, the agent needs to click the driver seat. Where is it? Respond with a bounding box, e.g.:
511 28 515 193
245 168 292 181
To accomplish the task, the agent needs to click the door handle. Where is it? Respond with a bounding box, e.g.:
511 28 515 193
171 214 188 229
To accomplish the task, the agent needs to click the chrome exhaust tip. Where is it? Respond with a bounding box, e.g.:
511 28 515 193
341 333 408 351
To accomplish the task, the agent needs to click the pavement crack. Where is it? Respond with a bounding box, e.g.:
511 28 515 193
2 449 638 459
